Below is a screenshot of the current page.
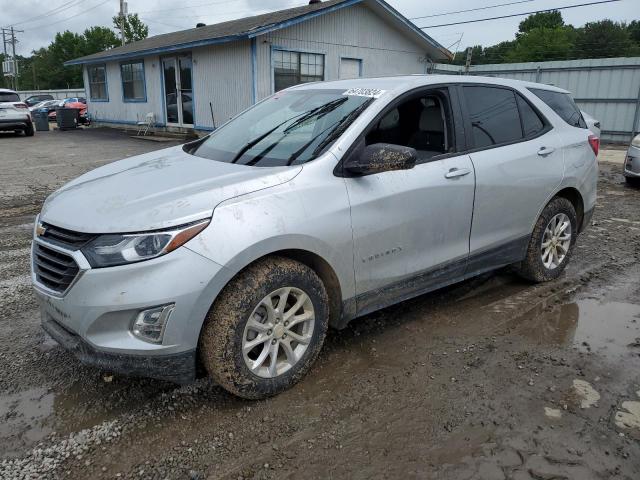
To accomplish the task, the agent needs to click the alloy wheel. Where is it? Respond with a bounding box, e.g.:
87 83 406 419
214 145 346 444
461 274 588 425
541 213 572 269
242 287 315 378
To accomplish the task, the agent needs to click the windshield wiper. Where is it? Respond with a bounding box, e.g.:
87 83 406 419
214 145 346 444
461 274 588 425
306 98 374 160
284 97 348 133
229 119 290 164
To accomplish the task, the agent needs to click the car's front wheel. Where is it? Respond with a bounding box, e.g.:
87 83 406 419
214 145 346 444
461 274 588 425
516 197 578 283
199 256 329 399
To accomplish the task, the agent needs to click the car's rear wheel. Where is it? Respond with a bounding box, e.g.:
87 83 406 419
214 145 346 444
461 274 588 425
24 123 34 137
626 176 640 187
199 256 329 399
516 197 578 283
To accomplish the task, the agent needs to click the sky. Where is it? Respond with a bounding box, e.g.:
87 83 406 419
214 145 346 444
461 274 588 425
1 0 637 56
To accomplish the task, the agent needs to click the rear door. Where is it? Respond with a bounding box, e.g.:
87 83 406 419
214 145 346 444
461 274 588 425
460 85 564 273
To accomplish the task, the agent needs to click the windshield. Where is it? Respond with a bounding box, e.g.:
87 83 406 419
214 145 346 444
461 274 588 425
191 89 373 167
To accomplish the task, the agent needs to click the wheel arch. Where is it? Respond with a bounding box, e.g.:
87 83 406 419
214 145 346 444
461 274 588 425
553 187 585 232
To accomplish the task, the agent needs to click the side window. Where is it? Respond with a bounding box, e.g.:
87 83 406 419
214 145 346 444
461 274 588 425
516 94 545 137
463 86 522 149
529 88 587 129
364 88 455 162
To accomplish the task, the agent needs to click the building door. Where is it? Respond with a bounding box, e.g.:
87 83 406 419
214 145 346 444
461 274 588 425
339 58 362 79
162 55 194 127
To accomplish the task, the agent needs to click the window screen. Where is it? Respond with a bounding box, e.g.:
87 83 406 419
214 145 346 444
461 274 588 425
464 86 522 148
120 61 146 101
88 65 107 101
273 50 324 92
516 95 545 137
529 88 587 128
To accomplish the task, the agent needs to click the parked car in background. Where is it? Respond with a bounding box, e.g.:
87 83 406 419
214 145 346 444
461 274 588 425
29 99 59 113
624 134 640 186
581 110 601 139
32 76 598 399
24 94 54 107
0 88 34 136
65 101 91 125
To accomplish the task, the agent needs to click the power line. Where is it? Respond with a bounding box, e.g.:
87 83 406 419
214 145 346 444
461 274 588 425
409 0 536 21
418 0 623 29
3 0 86 27
25 0 112 31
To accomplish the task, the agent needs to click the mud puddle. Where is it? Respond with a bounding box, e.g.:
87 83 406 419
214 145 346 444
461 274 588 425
516 297 640 359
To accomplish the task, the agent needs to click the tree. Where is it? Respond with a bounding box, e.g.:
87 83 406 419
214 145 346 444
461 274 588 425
573 20 637 59
112 13 149 44
507 26 577 62
83 26 120 54
518 11 564 34
628 20 640 45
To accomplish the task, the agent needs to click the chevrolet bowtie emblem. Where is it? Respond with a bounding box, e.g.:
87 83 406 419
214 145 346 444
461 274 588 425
36 223 46 237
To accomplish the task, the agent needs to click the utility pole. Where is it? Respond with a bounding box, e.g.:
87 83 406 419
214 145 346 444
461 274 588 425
464 47 473 75
10 26 18 90
119 0 128 46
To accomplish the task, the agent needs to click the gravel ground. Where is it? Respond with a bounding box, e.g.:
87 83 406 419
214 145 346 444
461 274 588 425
1 129 639 479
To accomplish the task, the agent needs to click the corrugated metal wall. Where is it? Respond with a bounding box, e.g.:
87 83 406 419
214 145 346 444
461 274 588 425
255 3 430 101
431 57 640 144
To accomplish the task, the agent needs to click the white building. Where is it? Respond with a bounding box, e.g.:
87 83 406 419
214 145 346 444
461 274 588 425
67 0 450 132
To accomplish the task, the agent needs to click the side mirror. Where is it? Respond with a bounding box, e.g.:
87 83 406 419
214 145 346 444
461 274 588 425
344 143 417 176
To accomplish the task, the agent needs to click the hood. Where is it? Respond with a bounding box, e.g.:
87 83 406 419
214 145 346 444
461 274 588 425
40 145 302 233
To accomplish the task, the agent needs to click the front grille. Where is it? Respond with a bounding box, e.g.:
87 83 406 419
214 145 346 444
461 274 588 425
33 242 79 293
41 223 96 250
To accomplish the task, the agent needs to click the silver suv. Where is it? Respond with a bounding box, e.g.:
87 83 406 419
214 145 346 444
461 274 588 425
32 76 598 398
0 88 34 136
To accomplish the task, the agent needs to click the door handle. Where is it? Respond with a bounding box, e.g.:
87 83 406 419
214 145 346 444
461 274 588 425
444 167 471 179
537 146 555 156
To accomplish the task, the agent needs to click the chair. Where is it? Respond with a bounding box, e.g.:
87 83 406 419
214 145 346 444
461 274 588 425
136 112 155 136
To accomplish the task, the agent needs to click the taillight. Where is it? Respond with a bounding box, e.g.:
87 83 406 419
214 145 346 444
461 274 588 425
588 134 599 157
14 103 28 109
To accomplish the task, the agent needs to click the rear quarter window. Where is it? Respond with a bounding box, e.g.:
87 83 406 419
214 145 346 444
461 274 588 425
529 88 587 129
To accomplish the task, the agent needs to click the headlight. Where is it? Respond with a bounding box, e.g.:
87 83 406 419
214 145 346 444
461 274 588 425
82 219 210 268
632 134 640 148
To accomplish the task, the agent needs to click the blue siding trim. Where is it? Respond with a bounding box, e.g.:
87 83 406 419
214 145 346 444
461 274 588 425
194 124 215 131
373 0 449 54
159 58 168 125
120 59 148 103
251 38 257 104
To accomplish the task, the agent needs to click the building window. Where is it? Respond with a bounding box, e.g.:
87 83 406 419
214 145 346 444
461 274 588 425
120 61 146 101
273 50 324 92
88 64 108 101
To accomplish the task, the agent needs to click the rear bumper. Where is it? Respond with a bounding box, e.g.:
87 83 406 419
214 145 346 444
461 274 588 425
0 118 30 130
42 313 197 384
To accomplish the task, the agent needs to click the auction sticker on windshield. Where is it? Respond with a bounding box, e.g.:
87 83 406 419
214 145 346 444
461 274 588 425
343 88 385 98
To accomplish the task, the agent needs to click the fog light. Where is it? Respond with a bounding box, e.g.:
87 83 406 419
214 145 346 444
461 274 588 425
132 304 175 343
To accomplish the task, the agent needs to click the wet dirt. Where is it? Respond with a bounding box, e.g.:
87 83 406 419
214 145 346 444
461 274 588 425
0 134 639 479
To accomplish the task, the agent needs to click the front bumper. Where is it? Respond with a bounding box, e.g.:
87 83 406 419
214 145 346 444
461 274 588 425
32 236 226 383
624 145 640 178
42 313 196 383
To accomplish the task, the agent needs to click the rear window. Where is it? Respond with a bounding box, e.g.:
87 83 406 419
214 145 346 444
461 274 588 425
529 88 587 129
463 86 523 148
0 92 19 102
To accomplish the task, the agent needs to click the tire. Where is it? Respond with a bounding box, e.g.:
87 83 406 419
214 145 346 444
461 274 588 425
199 256 329 399
626 176 640 187
516 197 578 283
24 123 35 137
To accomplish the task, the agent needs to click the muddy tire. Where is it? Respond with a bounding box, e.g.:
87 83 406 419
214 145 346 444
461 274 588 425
626 176 640 187
24 123 35 137
516 197 578 283
199 256 329 399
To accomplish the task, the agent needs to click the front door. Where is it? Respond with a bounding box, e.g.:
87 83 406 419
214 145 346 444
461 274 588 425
344 88 475 315
162 55 194 127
